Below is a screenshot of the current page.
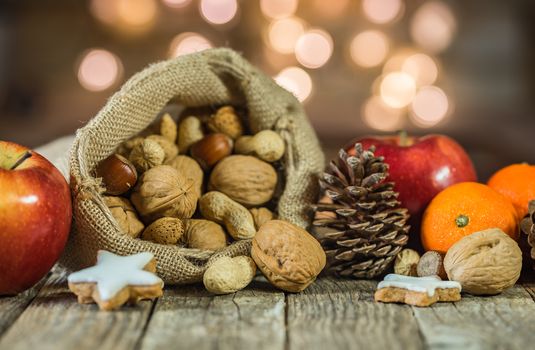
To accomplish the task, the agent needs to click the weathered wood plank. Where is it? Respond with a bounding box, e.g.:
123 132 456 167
0 275 47 336
0 272 153 350
413 285 535 350
286 277 425 350
139 277 285 350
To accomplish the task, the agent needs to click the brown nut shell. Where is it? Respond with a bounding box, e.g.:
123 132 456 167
166 155 204 196
103 196 144 238
444 228 522 295
190 133 233 170
141 217 184 245
96 154 138 195
209 155 277 207
146 135 179 163
250 207 275 230
251 220 326 292
184 219 227 250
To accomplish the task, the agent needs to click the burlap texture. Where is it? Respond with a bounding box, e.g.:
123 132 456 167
62 48 325 284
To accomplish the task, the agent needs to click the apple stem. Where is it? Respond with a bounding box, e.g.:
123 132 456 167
455 214 470 228
398 130 409 147
9 151 32 170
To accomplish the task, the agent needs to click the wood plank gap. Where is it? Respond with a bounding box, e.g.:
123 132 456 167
133 296 159 350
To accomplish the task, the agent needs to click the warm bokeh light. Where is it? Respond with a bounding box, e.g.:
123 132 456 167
169 32 212 58
77 49 122 92
295 29 333 69
199 0 238 25
380 72 416 108
350 30 389 68
382 49 415 74
313 0 349 18
402 53 438 86
362 96 404 131
260 0 298 19
268 17 305 54
162 0 191 9
90 0 116 25
362 0 404 24
410 86 449 127
116 0 158 28
410 1 456 53
274 66 313 102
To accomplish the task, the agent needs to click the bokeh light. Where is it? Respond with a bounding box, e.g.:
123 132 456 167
268 17 305 54
295 29 333 69
362 96 404 131
350 30 389 68
162 0 191 9
90 0 158 33
169 32 212 58
274 66 313 102
382 49 415 74
410 86 449 127
77 49 122 92
90 0 116 25
410 1 456 53
199 0 238 25
260 0 298 19
380 72 416 108
313 0 349 18
362 0 404 24
401 53 439 86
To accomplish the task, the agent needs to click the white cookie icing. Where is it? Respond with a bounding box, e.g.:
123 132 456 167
68 250 164 301
377 274 461 297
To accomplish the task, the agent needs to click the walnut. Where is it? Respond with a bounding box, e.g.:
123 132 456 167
249 207 275 230
394 249 420 277
251 220 326 292
103 196 144 238
141 217 184 245
206 106 244 139
129 139 165 173
146 135 179 162
208 155 278 207
444 228 522 295
166 155 204 196
184 219 227 250
116 136 144 158
131 165 198 222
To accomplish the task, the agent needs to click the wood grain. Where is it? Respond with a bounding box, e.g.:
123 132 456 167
286 277 425 350
0 272 153 350
413 285 535 350
0 275 47 336
139 277 285 350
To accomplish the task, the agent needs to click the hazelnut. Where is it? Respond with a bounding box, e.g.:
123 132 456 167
96 154 138 195
190 133 233 170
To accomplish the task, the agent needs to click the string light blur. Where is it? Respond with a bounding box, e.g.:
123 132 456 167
260 0 298 19
410 86 449 127
162 0 191 9
169 32 212 58
402 53 438 86
90 0 158 33
313 0 349 19
380 72 416 108
362 0 404 24
295 29 333 69
274 66 313 102
362 96 404 131
350 30 389 68
199 0 238 25
410 1 456 53
77 49 122 92
268 17 305 54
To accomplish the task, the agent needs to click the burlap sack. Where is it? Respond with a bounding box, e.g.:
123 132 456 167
62 48 324 284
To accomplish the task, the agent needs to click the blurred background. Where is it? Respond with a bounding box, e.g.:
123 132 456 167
0 0 533 180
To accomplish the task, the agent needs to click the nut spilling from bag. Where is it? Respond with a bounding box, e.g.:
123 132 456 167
95 105 325 293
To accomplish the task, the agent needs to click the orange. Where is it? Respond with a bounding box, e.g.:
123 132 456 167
421 182 518 253
488 163 535 220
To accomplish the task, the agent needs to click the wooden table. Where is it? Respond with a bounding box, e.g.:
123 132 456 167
1 272 535 350
3 138 534 349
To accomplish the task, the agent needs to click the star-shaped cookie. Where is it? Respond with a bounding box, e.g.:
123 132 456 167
68 250 164 311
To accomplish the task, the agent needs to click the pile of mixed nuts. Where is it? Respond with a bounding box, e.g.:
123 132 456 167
95 106 326 294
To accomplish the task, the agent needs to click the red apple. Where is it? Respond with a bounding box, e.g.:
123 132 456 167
0 141 72 295
346 133 477 216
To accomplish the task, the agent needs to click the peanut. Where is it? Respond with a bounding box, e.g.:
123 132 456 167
203 256 256 294
234 130 285 163
178 116 204 153
199 191 256 240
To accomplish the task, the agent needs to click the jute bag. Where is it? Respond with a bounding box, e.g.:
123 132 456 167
62 48 325 284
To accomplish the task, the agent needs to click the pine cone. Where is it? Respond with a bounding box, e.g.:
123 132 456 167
312 143 410 279
521 200 535 264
